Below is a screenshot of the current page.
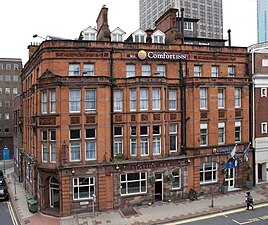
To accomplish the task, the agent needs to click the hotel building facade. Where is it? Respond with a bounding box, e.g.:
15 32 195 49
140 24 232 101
20 6 251 216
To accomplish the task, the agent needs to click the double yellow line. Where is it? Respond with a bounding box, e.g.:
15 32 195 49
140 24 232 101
7 201 19 225
164 202 268 225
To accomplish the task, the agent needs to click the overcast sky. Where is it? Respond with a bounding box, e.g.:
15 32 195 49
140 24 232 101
1 0 257 65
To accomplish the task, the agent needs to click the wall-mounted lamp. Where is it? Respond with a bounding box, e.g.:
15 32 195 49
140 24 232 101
71 169 75 174
115 165 119 170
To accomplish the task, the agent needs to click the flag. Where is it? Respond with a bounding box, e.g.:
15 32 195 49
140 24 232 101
225 157 238 168
230 144 237 159
244 144 250 162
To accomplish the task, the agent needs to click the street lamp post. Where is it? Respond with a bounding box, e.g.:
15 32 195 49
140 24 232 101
92 194 96 225
14 179 17 200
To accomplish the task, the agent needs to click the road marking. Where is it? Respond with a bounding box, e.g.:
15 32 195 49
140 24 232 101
165 202 268 225
7 201 19 225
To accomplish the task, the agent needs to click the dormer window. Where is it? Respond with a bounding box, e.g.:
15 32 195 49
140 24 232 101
84 33 96 41
81 26 97 41
152 30 165 44
111 27 125 42
112 34 123 42
132 29 147 43
135 35 145 43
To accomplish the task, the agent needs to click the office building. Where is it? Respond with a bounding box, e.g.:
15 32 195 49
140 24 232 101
139 0 223 39
257 0 268 43
0 58 22 160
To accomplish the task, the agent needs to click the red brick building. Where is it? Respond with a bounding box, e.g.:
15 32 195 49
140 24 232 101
20 6 252 216
248 43 268 184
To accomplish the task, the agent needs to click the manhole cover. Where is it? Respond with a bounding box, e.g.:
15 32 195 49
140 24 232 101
120 207 138 217
24 220 31 224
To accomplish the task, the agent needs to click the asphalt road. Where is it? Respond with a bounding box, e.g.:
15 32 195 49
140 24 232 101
163 203 268 225
0 201 17 225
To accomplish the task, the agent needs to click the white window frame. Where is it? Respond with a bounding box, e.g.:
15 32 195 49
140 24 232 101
235 88 241 108
73 177 95 200
261 88 267 97
235 121 241 142
50 130 56 163
142 65 151 76
130 126 137 156
200 162 217 184
194 65 202 77
70 129 81 161
42 143 48 162
5 75 10 82
13 75 19 82
218 122 225 145
13 88 18 95
172 169 181 189
140 126 149 156
184 21 193 31
85 89 96 111
157 65 166 76
114 90 123 112
200 88 208 109
140 88 148 110
169 89 177 110
41 91 47 114
130 89 136 111
169 124 177 152
152 88 161 110
69 89 81 113
200 123 208 146
14 64 19 70
211 66 218 77
50 90 56 113
5 113 10 120
126 64 135 78
218 88 225 108
120 172 147 196
83 64 94 76
228 66 235 77
134 35 145 43
85 128 96 160
261 122 268 134
6 64 11 70
262 59 268 67
70 142 81 161
153 125 161 155
114 126 123 156
69 64 80 76
5 88 10 94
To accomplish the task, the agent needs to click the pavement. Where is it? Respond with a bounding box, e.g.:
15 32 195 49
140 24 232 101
3 166 268 225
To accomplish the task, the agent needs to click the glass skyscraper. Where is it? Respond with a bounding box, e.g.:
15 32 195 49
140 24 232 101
139 0 223 39
258 0 268 43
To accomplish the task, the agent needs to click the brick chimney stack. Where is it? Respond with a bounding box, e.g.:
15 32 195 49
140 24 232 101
155 8 182 44
28 43 40 59
96 5 111 41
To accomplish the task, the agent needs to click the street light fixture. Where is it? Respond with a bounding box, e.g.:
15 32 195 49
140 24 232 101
33 34 46 40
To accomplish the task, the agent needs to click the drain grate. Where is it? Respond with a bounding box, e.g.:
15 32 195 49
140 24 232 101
120 207 138 217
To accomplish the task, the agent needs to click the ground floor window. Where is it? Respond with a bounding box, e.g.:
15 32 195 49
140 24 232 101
73 177 95 200
200 162 217 184
171 170 181 189
120 172 147 195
